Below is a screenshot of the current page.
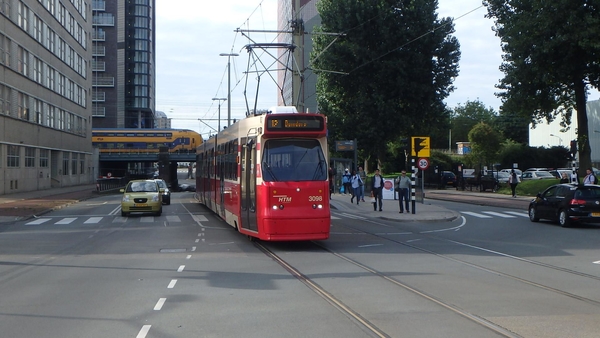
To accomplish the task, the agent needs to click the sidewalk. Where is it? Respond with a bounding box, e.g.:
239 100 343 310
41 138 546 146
329 193 460 222
0 184 99 224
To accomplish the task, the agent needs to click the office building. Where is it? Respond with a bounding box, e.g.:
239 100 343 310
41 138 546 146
91 0 155 129
0 0 94 195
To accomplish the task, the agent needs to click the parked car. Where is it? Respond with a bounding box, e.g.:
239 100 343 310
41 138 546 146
500 168 522 176
549 169 573 180
154 179 171 205
120 179 163 217
529 183 600 227
521 171 555 180
525 168 549 172
490 171 510 184
465 173 499 192
441 171 457 187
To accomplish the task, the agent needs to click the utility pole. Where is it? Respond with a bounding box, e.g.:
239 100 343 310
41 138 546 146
219 53 238 127
212 98 226 132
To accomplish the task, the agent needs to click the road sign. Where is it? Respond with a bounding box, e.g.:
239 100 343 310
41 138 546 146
417 158 430 170
335 140 355 151
411 136 430 157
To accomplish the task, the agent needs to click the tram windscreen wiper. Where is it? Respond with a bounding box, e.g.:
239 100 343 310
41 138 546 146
262 162 279 181
312 160 326 180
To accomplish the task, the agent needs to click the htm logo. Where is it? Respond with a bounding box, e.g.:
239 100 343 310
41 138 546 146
278 196 292 203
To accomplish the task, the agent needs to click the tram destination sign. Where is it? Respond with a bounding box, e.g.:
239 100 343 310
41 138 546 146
266 115 324 131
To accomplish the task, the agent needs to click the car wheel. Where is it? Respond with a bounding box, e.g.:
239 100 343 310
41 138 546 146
528 206 539 222
558 209 570 227
121 210 128 217
156 208 162 217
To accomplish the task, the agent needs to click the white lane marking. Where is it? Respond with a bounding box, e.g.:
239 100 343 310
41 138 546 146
136 325 151 338
167 280 177 288
166 215 181 222
593 261 600 264
140 217 154 223
482 211 516 218
186 255 192 259
84 217 103 224
191 246 197 251
192 215 208 222
108 205 121 216
504 211 529 217
55 218 76 224
26 218 51 225
358 244 383 248
461 211 492 218
331 216 341 219
113 217 127 223
195 239 199 243
406 239 422 243
154 298 166 310
177 265 185 272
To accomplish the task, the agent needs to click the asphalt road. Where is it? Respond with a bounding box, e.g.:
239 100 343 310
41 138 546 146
0 188 599 337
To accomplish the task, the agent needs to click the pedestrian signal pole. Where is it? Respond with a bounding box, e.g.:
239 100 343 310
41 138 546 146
570 139 578 183
411 136 430 214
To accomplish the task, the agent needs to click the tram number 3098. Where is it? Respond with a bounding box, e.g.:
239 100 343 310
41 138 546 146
309 196 323 202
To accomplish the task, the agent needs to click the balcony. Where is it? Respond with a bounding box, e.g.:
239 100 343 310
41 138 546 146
92 106 106 117
93 76 115 87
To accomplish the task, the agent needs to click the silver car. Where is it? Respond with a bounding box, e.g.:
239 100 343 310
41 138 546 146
521 171 555 180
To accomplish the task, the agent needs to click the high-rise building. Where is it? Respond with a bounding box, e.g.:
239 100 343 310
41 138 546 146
92 0 155 129
154 110 171 129
278 0 320 113
0 0 94 195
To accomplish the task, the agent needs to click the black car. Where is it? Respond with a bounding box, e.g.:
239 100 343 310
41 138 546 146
528 183 600 227
154 179 171 205
441 171 457 187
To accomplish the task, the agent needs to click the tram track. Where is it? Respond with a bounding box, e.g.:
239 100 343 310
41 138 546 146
254 218 600 337
254 239 521 338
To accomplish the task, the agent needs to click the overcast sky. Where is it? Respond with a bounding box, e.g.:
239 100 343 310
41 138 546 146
155 0 599 137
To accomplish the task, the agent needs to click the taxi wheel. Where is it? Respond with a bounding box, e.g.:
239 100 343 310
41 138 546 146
121 210 128 217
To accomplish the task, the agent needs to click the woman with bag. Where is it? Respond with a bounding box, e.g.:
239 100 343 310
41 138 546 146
350 170 363 205
508 169 520 197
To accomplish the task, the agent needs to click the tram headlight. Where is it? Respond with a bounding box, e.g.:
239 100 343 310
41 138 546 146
272 205 284 210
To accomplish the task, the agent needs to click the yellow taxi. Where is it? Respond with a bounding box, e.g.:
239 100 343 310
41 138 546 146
120 179 163 217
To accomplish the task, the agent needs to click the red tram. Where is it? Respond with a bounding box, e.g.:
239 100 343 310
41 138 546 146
196 107 330 241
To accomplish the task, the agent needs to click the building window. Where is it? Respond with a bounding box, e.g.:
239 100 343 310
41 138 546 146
35 99 43 124
79 154 85 174
62 152 69 175
7 145 19 168
25 147 35 167
17 1 28 31
17 46 28 77
39 149 48 168
0 33 10 65
71 153 77 175
18 92 29 121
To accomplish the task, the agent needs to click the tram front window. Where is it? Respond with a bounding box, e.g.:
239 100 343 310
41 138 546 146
262 139 327 182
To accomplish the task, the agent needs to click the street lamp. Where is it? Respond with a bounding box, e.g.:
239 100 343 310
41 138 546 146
550 133 563 146
219 53 239 127
212 98 227 132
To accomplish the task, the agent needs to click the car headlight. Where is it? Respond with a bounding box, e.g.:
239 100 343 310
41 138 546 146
152 195 159 202
122 195 130 202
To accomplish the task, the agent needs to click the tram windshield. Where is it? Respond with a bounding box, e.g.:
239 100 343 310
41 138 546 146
261 139 327 182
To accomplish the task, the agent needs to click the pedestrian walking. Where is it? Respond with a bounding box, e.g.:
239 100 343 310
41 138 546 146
508 169 520 197
350 170 363 205
358 166 367 202
371 169 384 211
396 170 411 213
342 169 352 195
583 168 597 185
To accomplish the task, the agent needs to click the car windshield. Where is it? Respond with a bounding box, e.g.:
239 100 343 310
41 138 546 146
536 171 554 177
127 181 157 192
155 180 166 188
261 139 327 182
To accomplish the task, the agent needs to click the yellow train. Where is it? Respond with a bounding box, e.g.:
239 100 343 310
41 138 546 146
92 129 203 153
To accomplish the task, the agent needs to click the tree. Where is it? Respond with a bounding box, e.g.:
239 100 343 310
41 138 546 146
468 122 503 167
484 1 600 174
312 0 460 168
450 100 497 144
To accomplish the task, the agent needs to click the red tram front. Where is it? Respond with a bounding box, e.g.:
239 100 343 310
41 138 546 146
196 107 330 241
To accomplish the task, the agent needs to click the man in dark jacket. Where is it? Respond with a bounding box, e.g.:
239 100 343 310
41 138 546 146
371 169 384 211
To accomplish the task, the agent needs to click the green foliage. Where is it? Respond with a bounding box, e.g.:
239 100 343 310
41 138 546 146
496 178 559 197
450 100 497 144
484 0 600 174
313 0 460 166
468 122 503 165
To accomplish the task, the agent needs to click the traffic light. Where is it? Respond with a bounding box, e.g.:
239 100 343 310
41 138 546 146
569 140 578 156
413 137 427 156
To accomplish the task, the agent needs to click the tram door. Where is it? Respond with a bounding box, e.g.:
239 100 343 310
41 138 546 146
240 137 258 231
